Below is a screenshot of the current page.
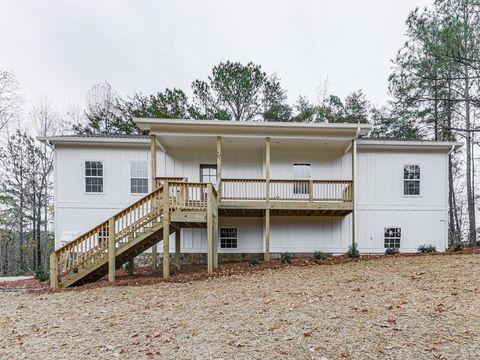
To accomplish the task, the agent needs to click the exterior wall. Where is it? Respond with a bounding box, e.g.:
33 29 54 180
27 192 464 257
356 149 448 252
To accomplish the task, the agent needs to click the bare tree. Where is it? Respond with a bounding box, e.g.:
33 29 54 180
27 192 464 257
0 70 22 132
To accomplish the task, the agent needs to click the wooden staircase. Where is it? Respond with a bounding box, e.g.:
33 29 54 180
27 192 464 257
50 182 218 288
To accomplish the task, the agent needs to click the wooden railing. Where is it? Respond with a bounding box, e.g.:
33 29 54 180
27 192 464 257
221 178 352 202
168 181 209 210
155 176 187 189
50 186 165 287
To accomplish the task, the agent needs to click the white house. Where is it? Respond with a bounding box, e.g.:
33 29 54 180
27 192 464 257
39 119 462 288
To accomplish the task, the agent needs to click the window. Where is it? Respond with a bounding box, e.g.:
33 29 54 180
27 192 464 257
220 228 237 249
200 164 217 185
130 162 149 194
384 227 401 248
404 164 420 196
85 161 103 193
293 163 311 194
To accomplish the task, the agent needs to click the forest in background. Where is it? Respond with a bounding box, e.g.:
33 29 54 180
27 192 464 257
0 0 478 276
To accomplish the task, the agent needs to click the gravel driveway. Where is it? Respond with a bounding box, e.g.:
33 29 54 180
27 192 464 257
1 254 479 359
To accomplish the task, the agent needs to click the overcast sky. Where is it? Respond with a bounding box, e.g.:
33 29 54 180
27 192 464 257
0 0 433 113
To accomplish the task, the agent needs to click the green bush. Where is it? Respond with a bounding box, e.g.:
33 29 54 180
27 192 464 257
452 242 464 251
347 243 360 258
249 256 259 267
34 269 49 282
280 252 292 264
418 244 436 253
385 247 400 255
314 250 328 261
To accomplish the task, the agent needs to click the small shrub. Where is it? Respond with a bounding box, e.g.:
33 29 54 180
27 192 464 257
476 240 480 248
314 250 328 261
452 242 464 251
249 256 259 267
347 243 360 258
280 252 292 264
418 244 436 253
34 269 49 282
385 247 400 255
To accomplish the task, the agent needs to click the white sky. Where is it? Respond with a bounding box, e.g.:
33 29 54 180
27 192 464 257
0 0 433 112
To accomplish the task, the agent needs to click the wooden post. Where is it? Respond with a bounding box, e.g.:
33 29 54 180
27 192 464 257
49 252 58 288
163 182 170 279
213 200 219 269
217 136 222 199
266 137 270 201
128 259 134 276
207 184 214 274
108 217 116 282
151 134 158 270
351 139 357 247
265 209 270 261
175 230 181 271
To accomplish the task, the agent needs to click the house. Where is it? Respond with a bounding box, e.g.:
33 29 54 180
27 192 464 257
39 119 462 288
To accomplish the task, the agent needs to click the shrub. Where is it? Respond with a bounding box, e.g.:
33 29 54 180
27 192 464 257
314 250 328 261
280 252 292 264
385 247 400 255
34 269 49 282
249 256 259 267
418 244 436 253
347 243 360 258
452 242 464 251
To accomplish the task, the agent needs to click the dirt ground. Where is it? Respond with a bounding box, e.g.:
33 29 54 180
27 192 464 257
1 253 479 359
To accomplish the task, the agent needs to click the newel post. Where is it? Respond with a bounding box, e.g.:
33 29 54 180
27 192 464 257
108 217 116 282
49 252 58 288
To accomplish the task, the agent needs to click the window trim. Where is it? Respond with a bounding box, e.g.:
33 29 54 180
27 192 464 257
130 161 149 195
384 226 401 249
219 227 238 249
84 160 104 194
403 163 421 197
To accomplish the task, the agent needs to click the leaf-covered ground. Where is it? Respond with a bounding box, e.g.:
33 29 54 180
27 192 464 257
1 254 479 359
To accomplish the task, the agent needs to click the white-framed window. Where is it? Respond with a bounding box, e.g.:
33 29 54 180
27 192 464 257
404 164 420 196
130 162 149 194
85 161 104 193
220 228 237 249
293 163 311 194
384 227 401 248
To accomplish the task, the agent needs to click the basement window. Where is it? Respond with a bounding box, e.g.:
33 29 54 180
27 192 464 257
85 161 104 193
404 164 420 196
131 162 149 194
220 228 238 249
384 227 401 248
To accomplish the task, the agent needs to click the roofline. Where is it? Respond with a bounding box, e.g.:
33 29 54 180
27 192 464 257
357 139 463 150
37 136 150 147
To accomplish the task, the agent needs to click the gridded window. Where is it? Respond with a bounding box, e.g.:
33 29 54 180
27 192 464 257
130 162 148 194
293 163 311 194
220 228 238 249
404 165 420 196
384 227 401 248
85 161 103 193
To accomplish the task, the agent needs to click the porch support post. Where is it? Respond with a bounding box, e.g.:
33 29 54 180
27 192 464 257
265 209 270 261
151 134 158 271
266 137 270 201
128 258 134 276
217 136 222 198
163 182 170 279
175 230 181 271
108 217 116 282
49 252 58 288
213 198 219 269
207 184 214 274
351 139 357 247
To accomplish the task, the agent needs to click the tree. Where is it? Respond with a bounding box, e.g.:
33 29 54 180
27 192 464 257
191 61 290 121
0 70 22 131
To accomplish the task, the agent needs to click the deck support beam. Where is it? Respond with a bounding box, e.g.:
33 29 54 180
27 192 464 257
163 182 170 279
175 230 181 271
207 184 214 274
108 217 116 282
351 139 357 247
265 209 270 261
213 201 219 269
265 137 270 201
151 134 158 271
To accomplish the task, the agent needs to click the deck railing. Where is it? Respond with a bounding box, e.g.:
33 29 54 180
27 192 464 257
221 178 352 202
168 181 209 210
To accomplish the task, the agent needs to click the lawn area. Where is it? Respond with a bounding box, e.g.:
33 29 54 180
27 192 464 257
1 254 479 359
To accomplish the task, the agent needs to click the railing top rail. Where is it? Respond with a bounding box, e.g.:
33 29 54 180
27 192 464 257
168 181 208 186
53 185 164 256
221 178 351 183
157 176 188 181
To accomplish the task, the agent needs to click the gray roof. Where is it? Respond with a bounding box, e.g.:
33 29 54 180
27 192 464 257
58 133 149 139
